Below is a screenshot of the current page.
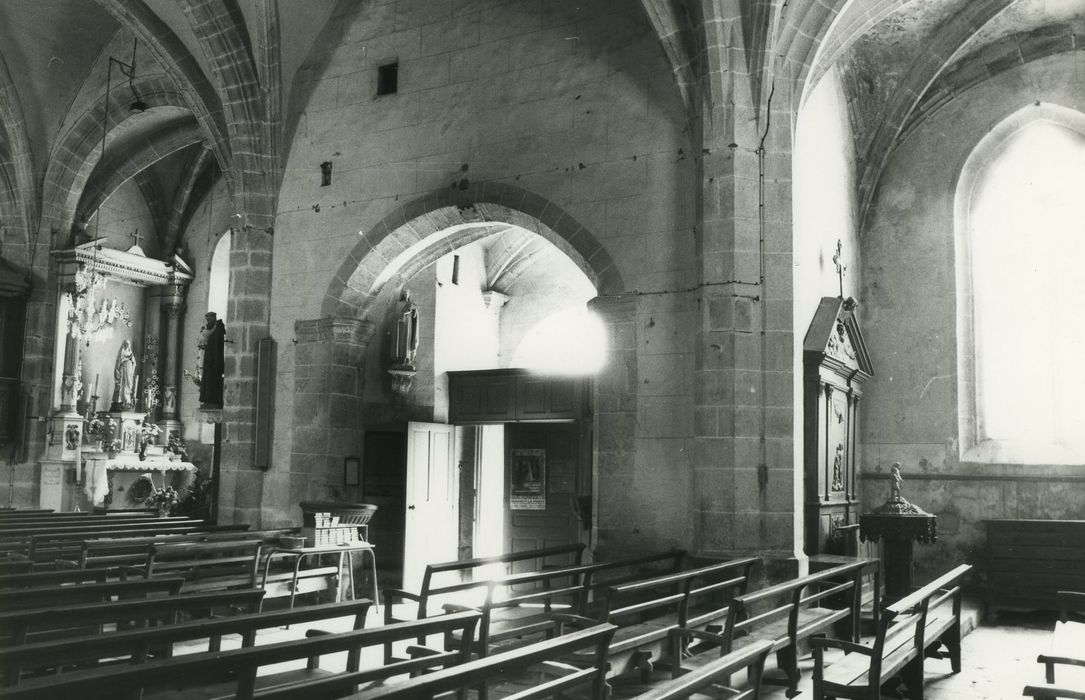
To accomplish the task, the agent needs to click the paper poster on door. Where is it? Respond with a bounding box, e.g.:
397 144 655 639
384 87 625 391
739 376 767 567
510 448 546 510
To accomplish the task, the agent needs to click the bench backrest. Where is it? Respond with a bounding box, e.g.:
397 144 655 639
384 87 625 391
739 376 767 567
724 560 867 649
77 528 294 569
145 539 264 591
0 575 184 612
603 557 760 628
418 542 585 600
0 568 116 589
341 623 617 700
0 587 264 646
0 609 484 700
0 598 372 686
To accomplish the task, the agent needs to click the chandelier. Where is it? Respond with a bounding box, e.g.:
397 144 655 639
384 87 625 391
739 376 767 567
65 257 131 343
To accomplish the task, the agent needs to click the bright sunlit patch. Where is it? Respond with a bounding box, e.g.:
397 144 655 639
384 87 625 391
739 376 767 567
970 120 1085 458
511 307 607 375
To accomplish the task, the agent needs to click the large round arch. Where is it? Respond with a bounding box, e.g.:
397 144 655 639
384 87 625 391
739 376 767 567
322 183 624 329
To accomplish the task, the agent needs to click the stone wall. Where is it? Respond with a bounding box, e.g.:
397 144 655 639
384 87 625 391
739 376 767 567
860 53 1085 582
267 0 697 550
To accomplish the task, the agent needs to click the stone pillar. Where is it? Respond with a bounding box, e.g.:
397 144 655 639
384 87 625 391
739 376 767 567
218 226 273 525
691 8 797 567
587 294 638 556
284 317 376 524
157 281 187 440
40 265 84 510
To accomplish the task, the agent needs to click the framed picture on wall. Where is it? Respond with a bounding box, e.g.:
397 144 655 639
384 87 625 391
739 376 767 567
344 456 360 486
510 448 546 510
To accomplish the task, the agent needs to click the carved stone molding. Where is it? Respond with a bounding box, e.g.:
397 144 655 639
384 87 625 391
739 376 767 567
295 317 376 347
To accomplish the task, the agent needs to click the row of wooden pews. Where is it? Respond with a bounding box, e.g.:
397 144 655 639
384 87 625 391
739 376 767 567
0 509 975 700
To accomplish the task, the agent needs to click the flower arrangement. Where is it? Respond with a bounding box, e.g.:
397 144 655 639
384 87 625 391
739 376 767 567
84 416 104 445
166 431 188 460
148 484 181 515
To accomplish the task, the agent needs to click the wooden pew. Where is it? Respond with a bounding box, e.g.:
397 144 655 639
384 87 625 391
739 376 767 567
631 640 774 700
0 598 371 686
275 623 618 700
22 522 250 562
1024 590 1085 699
563 558 759 683
810 563 972 700
384 542 586 624
0 609 484 700
71 527 297 570
0 575 185 612
677 560 868 697
0 587 265 646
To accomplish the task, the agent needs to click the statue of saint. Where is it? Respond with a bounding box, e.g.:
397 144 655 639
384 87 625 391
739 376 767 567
198 312 226 409
390 291 419 369
889 462 904 502
112 339 137 409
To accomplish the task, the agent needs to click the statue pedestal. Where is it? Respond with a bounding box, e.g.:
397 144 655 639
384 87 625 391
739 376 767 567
860 499 937 605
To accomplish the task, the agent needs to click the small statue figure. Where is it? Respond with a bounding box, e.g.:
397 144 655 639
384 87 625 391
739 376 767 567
64 423 80 450
390 291 419 369
889 462 904 502
198 312 226 409
112 339 137 410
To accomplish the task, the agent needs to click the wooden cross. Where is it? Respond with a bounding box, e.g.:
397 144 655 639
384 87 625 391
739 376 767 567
832 239 846 298
129 228 142 249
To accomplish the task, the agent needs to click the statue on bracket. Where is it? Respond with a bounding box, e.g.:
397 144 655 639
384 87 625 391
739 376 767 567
198 312 226 409
111 339 137 411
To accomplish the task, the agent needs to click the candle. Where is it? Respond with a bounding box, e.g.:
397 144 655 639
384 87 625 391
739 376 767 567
133 374 139 405
93 374 99 397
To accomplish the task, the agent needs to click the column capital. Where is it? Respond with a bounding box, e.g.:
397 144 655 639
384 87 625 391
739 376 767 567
587 294 637 322
295 317 377 348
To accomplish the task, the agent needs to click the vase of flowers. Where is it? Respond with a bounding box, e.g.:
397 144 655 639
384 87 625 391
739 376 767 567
166 432 188 462
138 419 161 461
148 484 181 517
84 416 104 451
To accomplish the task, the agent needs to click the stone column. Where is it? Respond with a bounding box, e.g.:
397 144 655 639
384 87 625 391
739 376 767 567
157 281 187 440
586 294 638 555
40 264 84 510
690 7 797 568
284 317 376 523
218 226 273 526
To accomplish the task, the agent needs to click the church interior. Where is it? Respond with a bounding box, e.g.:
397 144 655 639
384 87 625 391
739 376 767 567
0 0 1082 698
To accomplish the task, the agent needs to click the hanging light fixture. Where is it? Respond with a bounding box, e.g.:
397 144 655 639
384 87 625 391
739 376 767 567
65 40 144 343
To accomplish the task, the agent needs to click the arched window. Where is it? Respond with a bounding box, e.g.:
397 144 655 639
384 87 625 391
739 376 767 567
956 105 1085 464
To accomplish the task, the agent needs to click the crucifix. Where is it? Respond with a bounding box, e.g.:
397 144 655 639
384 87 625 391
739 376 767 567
832 239 847 298
128 228 142 250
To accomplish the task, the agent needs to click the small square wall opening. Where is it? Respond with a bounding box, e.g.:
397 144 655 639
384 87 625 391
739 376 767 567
377 62 398 96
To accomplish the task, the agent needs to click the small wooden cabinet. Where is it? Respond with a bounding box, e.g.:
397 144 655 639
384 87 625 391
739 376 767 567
803 297 873 556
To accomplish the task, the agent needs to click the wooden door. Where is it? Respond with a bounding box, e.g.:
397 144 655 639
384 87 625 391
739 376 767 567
403 421 457 592
504 423 584 574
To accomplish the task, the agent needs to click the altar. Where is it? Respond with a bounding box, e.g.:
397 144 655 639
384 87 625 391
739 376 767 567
38 241 198 512
84 453 196 509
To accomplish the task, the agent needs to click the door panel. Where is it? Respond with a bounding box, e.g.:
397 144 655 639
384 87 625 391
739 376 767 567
404 421 457 592
504 423 583 574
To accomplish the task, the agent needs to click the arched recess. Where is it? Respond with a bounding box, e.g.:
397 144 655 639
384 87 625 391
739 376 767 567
278 186 629 525
954 102 1085 464
322 183 623 329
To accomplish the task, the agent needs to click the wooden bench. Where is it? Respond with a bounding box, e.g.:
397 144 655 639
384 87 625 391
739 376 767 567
1024 590 1085 699
444 549 690 659
0 567 119 589
0 575 185 612
0 598 371 686
384 543 586 625
677 560 868 697
294 623 618 700
564 558 760 683
0 587 265 646
631 640 774 700
810 563 972 700
140 539 265 592
0 609 484 700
